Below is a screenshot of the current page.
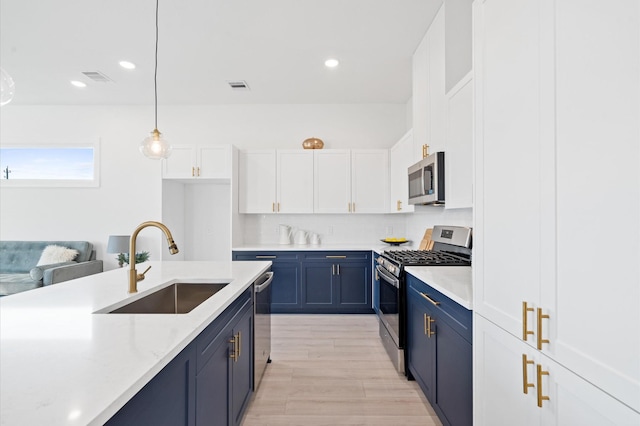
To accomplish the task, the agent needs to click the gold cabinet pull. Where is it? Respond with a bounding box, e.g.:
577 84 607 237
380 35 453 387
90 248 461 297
337 264 340 275
229 336 238 361
197 166 201 177
536 308 550 350
397 200 402 211
272 202 275 212
375 270 379 281
326 256 347 259
256 255 277 259
277 202 280 212
352 202 355 212
522 301 534 341
332 264 335 275
426 315 435 337
536 364 550 407
423 313 428 335
419 292 441 306
191 166 195 177
522 354 535 394
237 331 241 358
348 203 352 212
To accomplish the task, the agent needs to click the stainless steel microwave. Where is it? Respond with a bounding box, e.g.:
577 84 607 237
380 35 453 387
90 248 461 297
408 152 445 205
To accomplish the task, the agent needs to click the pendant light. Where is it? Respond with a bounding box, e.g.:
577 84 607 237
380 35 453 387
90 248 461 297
0 68 15 106
140 0 172 160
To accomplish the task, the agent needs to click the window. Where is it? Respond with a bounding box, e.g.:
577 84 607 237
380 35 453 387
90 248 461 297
0 142 100 187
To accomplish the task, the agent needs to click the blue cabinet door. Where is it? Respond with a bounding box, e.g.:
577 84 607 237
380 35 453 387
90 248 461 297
106 344 196 426
195 327 231 426
301 262 334 308
270 261 301 312
406 286 436 401
435 318 472 426
231 306 253 426
335 261 371 311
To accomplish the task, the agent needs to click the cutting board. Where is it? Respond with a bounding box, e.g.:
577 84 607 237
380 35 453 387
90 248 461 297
419 228 434 251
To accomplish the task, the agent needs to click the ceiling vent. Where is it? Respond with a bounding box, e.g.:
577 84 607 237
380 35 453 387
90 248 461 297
227 80 250 90
82 71 113 83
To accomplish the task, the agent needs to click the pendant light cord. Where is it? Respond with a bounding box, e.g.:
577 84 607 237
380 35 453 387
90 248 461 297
154 0 159 129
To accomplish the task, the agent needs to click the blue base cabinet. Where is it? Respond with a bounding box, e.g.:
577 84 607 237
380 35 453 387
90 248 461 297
406 274 472 426
233 251 373 314
233 252 301 312
106 288 253 426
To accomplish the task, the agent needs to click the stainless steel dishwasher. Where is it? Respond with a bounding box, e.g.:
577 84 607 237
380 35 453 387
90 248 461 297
253 271 273 390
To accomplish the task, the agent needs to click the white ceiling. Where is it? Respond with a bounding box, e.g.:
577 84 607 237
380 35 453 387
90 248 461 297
0 0 442 106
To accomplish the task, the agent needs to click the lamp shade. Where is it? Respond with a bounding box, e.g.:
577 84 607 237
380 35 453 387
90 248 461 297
107 235 130 253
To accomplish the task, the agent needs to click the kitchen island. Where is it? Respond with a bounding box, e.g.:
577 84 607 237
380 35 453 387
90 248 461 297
0 260 271 426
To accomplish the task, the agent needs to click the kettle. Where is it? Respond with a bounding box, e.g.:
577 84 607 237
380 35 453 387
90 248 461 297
294 229 308 245
279 224 292 245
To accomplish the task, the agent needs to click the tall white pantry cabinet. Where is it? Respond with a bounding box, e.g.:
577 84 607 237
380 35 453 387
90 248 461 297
473 0 639 424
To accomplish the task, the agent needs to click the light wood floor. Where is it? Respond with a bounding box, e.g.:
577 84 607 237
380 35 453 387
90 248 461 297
242 314 442 426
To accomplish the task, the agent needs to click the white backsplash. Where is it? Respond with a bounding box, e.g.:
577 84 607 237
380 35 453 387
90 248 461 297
240 207 472 247
242 214 408 246
405 206 473 242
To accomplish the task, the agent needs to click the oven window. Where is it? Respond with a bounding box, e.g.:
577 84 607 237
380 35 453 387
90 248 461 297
379 276 400 339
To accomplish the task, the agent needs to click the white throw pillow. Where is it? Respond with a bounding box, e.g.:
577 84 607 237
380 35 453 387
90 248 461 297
37 245 79 266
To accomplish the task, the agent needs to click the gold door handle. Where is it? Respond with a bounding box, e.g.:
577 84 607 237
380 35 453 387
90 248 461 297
375 270 379 281
536 364 550 407
237 331 241 358
348 203 352 212
426 315 435 337
332 264 335 275
272 202 275 212
352 202 355 212
197 166 201 177
522 301 534 341
419 292 441 306
326 256 347 259
256 255 277 259
277 202 280 212
423 313 428 335
337 264 340 275
537 308 550 350
522 354 535 394
229 336 238 362
191 166 195 177
397 200 402 211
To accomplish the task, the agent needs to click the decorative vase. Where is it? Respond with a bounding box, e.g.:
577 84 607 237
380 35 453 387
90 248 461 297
302 137 324 149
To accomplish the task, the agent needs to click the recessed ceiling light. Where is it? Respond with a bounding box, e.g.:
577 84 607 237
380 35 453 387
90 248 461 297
119 61 136 70
324 58 339 68
70 80 87 88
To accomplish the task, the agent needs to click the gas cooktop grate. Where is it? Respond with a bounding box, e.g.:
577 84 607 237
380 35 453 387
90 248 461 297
382 250 471 266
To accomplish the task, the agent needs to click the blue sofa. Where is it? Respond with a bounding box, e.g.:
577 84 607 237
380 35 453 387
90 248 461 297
0 241 104 296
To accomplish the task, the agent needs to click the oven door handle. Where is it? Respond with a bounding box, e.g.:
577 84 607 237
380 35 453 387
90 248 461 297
376 265 400 289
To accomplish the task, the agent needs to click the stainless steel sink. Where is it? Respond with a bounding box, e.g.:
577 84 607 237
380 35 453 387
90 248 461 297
108 283 229 314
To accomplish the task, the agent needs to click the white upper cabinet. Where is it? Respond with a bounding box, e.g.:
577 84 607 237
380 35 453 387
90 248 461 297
473 0 639 418
444 73 473 209
239 150 277 213
389 130 415 213
163 145 231 179
276 150 314 213
351 149 388 214
413 6 446 161
239 149 314 214
314 149 388 214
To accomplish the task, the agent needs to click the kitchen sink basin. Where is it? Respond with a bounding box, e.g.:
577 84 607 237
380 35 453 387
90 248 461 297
107 282 229 314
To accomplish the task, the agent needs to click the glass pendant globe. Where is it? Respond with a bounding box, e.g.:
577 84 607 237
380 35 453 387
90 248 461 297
140 129 172 160
1 68 16 106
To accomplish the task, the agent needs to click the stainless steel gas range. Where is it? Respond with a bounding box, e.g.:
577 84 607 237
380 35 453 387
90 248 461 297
375 225 472 374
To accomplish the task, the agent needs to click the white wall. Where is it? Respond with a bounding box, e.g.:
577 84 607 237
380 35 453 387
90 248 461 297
0 104 408 269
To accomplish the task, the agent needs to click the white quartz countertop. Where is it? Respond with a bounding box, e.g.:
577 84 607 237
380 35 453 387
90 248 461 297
404 266 473 310
0 260 271 426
